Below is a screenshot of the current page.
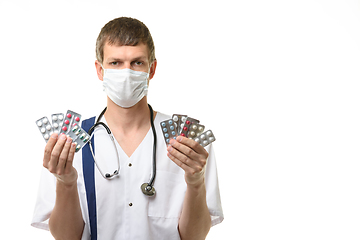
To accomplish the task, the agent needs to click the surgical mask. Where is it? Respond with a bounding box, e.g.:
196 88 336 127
102 67 149 108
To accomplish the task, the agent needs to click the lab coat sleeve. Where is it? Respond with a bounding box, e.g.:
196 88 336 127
31 157 91 239
31 167 56 231
204 144 224 226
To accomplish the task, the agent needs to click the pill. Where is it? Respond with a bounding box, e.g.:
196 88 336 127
43 118 48 124
58 115 64 120
37 121 42 127
46 125 52 131
64 120 70 125
192 125 197 130
186 120 190 125
53 123 59 128
67 113 72 118
75 117 80 122
44 134 50 140
173 116 178 121
52 115 58 121
41 128 46 133
62 126 68 131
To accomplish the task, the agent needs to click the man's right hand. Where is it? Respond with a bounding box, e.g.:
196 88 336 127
43 133 78 186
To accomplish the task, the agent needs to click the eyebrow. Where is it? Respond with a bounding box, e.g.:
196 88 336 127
107 56 148 62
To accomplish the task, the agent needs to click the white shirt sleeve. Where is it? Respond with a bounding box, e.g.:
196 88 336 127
205 144 224 226
31 167 56 231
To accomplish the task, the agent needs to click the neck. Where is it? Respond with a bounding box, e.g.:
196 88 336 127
104 97 153 133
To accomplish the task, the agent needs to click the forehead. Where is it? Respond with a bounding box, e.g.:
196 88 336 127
103 42 149 61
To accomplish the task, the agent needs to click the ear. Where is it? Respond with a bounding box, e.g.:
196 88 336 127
148 60 157 80
95 60 103 81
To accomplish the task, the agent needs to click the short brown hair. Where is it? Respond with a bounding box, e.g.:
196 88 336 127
96 17 156 64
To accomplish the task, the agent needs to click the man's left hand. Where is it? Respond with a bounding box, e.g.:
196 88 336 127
167 136 209 188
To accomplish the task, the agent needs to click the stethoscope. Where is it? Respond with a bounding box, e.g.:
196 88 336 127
87 104 157 196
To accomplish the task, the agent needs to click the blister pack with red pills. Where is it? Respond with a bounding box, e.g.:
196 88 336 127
160 114 216 147
35 110 90 152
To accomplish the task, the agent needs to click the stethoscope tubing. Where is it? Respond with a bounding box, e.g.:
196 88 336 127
87 104 157 196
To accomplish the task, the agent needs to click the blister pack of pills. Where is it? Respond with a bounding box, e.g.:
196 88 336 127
184 122 205 140
161 114 216 147
35 110 89 152
160 119 178 144
172 114 188 133
179 117 202 137
60 110 82 135
194 130 216 147
68 125 91 152
51 113 64 134
35 117 53 142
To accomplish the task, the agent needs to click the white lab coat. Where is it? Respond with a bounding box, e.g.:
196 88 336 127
31 112 223 239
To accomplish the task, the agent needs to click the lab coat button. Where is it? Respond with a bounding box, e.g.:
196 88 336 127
128 163 132 167
129 203 133 207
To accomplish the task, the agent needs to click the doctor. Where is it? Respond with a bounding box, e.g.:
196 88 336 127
32 17 223 240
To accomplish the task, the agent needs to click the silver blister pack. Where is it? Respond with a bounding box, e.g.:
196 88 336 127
160 119 178 145
185 123 205 140
172 114 187 133
59 110 82 135
179 117 202 137
68 125 91 152
35 117 53 142
194 130 216 147
51 113 64 134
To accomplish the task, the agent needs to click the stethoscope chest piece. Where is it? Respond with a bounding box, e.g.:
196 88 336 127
141 183 156 196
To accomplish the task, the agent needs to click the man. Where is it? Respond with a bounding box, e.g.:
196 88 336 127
31 17 223 240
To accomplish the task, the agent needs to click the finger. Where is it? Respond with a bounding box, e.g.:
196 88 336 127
43 133 58 169
176 136 208 155
64 142 76 174
169 138 198 163
167 144 199 170
48 133 67 173
167 150 193 173
56 136 73 175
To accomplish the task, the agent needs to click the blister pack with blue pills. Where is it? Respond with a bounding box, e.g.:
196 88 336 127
160 119 178 144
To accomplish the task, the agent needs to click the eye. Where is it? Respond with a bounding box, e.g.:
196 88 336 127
110 62 118 66
133 61 143 66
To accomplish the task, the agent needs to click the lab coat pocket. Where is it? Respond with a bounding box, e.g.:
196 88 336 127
148 170 187 218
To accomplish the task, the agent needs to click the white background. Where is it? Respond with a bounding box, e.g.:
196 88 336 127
0 0 360 239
